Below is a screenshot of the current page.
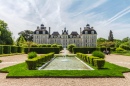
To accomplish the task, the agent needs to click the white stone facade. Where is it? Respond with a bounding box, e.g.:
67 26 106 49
33 24 97 48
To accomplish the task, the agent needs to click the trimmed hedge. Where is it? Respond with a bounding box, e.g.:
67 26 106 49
0 45 23 54
17 47 23 53
94 59 105 69
73 48 110 54
26 52 54 70
0 60 2 63
0 46 3 54
92 51 105 59
3 45 11 54
24 47 60 54
11 46 18 53
89 56 99 66
76 53 105 69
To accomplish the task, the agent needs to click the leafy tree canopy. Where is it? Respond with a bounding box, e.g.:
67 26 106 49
0 20 13 45
18 30 33 41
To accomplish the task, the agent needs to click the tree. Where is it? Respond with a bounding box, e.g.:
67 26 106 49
122 37 129 43
108 30 114 41
97 37 107 42
18 30 33 41
0 20 13 45
16 35 26 46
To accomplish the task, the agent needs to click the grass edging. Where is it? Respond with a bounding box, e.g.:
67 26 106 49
0 61 130 78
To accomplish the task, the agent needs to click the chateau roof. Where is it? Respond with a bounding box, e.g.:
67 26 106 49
52 32 60 36
70 31 79 36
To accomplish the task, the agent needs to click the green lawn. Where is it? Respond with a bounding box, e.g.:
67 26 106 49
0 61 130 78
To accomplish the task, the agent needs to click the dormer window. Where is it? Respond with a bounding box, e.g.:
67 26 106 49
85 31 88 34
51 35 53 38
36 31 39 34
91 31 94 34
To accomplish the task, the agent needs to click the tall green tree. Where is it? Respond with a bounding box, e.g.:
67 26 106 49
16 35 26 46
0 20 13 45
108 30 114 41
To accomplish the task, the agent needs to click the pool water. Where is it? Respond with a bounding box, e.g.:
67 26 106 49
41 56 93 70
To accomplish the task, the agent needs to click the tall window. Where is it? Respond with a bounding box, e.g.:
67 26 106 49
36 31 39 34
43 31 45 34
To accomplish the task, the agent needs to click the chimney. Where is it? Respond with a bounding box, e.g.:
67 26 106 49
80 27 82 35
49 27 51 35
37 26 39 29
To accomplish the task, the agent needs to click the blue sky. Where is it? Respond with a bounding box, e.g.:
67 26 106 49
0 0 130 40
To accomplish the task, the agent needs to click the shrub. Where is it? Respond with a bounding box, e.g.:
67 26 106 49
46 44 51 47
67 44 76 53
0 60 2 63
17 47 23 53
24 47 60 54
28 52 37 59
115 47 126 53
3 45 11 54
57 45 63 51
94 59 105 69
89 56 99 66
51 44 58 47
92 51 105 59
38 44 47 47
26 52 54 70
26 58 37 70
0 46 3 54
11 46 18 53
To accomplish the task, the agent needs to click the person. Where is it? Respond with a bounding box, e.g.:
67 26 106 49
106 50 109 55
103 50 106 54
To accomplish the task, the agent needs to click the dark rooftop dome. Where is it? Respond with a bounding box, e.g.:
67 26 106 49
82 27 97 34
34 29 49 34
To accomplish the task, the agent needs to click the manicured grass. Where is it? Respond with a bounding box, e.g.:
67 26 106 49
0 61 130 78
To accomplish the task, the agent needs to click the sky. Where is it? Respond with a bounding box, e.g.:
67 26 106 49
0 0 130 40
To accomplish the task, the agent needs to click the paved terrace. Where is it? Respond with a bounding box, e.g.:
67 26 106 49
0 50 130 86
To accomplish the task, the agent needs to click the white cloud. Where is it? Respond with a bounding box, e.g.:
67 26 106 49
0 0 130 40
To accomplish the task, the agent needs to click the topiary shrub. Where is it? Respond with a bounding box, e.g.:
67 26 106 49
94 59 105 69
26 58 37 70
92 51 105 59
0 60 2 63
28 52 37 59
89 56 100 66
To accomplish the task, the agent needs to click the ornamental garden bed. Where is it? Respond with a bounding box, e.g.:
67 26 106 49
0 54 130 78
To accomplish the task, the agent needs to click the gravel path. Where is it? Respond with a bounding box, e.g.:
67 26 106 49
0 52 130 86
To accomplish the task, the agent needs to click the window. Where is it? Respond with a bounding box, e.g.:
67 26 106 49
43 31 45 34
36 31 39 34
91 31 94 34
85 31 88 34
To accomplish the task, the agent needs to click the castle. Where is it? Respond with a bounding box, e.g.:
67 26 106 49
33 24 97 48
